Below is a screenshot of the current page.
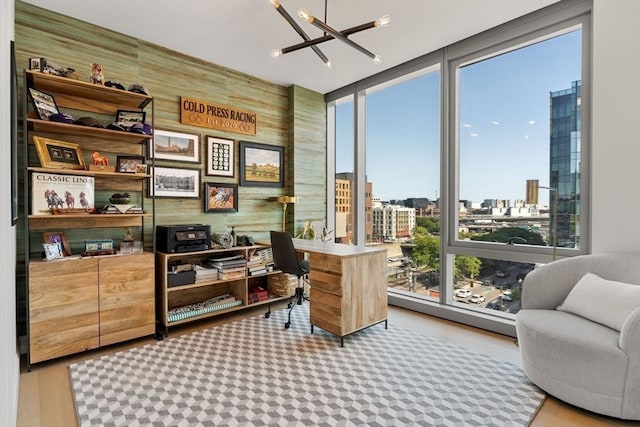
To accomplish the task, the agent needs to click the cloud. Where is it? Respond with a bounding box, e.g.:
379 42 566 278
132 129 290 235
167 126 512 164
463 123 472 128
491 121 500 125
470 133 479 137
529 120 535 125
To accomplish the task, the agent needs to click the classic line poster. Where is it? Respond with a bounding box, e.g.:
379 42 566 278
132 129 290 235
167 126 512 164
31 172 95 215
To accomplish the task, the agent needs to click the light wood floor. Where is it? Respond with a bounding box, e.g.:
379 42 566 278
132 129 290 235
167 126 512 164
17 304 639 427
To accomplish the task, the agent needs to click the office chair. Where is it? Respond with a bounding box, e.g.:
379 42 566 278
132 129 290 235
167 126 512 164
270 231 309 329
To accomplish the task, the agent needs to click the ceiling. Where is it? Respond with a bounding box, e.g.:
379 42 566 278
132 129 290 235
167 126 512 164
22 0 560 94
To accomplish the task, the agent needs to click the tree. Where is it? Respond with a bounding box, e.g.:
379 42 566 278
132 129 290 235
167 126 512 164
411 226 439 270
416 217 439 235
470 227 545 246
454 255 482 280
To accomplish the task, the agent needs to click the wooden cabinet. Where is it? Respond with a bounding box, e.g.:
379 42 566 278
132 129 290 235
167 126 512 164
290 239 388 343
23 70 155 365
28 253 155 364
156 246 288 335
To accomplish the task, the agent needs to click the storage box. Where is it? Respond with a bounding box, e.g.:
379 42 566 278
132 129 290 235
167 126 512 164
167 270 196 287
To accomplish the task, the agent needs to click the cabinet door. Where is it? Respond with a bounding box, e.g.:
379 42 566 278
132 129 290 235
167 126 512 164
29 258 99 364
98 253 155 346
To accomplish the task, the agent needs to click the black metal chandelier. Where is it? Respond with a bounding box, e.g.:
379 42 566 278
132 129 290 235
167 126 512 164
270 0 390 69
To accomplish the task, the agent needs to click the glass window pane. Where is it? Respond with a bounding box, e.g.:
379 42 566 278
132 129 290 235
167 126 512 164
334 97 355 244
457 29 582 251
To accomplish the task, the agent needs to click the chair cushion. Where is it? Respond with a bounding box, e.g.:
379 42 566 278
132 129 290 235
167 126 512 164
557 272 640 331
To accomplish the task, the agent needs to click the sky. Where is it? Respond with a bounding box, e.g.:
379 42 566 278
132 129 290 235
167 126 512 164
335 29 582 203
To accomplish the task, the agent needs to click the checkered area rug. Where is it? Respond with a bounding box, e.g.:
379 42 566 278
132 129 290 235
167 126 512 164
70 305 545 426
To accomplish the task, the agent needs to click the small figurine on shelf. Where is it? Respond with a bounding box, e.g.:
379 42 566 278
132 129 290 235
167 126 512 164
230 226 237 247
91 151 109 166
123 227 135 242
89 63 104 85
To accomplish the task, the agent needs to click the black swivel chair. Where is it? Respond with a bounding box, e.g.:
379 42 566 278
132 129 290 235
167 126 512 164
270 231 309 329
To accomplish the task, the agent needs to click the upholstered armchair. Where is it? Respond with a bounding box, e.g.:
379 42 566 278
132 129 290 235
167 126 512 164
515 253 640 420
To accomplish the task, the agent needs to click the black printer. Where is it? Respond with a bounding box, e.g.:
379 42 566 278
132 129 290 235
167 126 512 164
156 224 211 253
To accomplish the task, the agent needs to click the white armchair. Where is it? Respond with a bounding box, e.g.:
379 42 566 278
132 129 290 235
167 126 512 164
515 253 640 420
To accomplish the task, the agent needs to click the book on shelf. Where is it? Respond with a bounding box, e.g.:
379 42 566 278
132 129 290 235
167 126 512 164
218 270 245 280
248 267 267 276
248 286 269 303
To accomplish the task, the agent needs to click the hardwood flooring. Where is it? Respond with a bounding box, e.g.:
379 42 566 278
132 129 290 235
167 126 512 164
17 304 639 427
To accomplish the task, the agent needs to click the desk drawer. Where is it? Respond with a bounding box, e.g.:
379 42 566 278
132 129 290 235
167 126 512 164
310 269 342 296
309 253 342 274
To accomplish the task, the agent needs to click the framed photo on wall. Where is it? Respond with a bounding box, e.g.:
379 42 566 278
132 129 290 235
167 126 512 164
239 141 284 187
206 136 234 177
204 183 238 213
150 166 200 198
33 136 86 170
151 129 200 163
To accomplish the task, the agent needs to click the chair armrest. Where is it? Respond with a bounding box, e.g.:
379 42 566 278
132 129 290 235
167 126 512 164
521 258 585 309
619 306 640 354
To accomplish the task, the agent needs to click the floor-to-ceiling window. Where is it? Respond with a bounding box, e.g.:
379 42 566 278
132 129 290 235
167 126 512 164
326 1 591 335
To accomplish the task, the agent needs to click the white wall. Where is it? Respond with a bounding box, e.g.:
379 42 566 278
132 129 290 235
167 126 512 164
591 0 640 254
0 0 19 425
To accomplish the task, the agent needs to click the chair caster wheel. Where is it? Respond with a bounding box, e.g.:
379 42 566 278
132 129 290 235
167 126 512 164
265 312 270 318
284 322 290 329
287 303 292 308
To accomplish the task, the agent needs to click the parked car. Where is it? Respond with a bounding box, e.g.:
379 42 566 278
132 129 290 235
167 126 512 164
496 270 510 278
501 294 514 302
470 294 485 304
503 289 512 296
454 289 472 298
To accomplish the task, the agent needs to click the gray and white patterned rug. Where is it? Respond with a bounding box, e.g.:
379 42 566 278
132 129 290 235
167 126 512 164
70 305 545 426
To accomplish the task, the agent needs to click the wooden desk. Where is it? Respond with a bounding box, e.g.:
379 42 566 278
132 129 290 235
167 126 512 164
292 239 388 345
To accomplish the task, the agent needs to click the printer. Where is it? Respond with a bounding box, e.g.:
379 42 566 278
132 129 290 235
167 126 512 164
156 224 211 253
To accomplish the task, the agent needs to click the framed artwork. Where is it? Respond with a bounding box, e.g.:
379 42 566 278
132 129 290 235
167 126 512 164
206 136 234 177
151 129 200 163
150 166 200 198
239 141 284 187
204 183 238 213
116 155 145 173
43 242 64 261
31 171 95 215
33 136 86 170
28 87 60 120
115 109 146 127
42 231 71 256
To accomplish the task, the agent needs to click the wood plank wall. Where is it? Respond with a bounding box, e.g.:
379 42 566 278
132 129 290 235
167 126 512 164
14 1 327 334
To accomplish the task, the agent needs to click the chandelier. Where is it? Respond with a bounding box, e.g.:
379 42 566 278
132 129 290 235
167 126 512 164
270 0 391 69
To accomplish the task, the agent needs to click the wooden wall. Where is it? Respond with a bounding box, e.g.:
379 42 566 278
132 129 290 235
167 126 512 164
14 1 326 333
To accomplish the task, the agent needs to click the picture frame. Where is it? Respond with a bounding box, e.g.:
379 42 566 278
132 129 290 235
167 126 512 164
150 129 200 163
42 231 71 256
116 155 145 173
239 141 284 187
206 136 234 177
115 109 146 127
150 166 200 198
33 136 86 170
28 87 60 121
43 242 64 261
204 183 238 213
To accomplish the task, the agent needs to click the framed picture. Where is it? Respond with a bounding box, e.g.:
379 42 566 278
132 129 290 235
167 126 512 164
204 183 238 213
43 242 64 261
116 155 145 173
31 171 95 215
33 136 86 170
239 141 284 187
206 136 234 176
150 166 200 198
150 129 200 163
28 87 60 121
115 109 146 127
42 231 71 256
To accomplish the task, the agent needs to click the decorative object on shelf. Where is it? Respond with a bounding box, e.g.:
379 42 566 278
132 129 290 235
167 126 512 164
33 136 86 170
89 63 104 85
83 239 116 256
29 57 46 72
320 227 333 242
135 163 148 174
43 242 64 261
28 87 60 120
526 179 558 261
151 129 200 163
42 231 71 256
123 227 135 242
109 193 131 204
206 136 234 176
270 0 390 68
149 166 200 198
115 109 146 128
270 195 297 232
88 151 116 172
204 183 238 213
239 141 284 187
116 155 144 173
230 226 237 246
211 232 233 249
31 171 95 215
295 220 316 240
